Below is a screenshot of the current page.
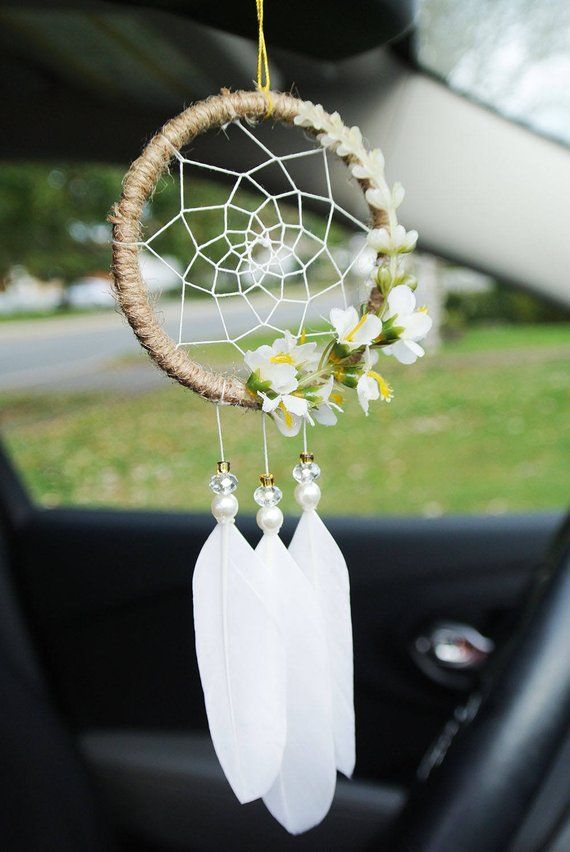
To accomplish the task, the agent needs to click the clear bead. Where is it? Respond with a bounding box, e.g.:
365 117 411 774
292 461 321 483
254 484 283 507
209 472 238 495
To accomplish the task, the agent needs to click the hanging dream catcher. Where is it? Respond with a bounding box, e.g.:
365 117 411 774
110 5 431 835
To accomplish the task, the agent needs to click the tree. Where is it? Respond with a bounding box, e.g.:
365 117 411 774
0 162 229 287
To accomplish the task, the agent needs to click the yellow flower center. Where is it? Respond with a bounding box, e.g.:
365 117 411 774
368 370 394 401
418 305 428 313
279 401 294 428
345 314 368 342
299 327 307 344
330 391 344 405
270 352 295 364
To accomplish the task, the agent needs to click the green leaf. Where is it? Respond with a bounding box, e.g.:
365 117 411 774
299 385 328 404
334 366 361 388
330 342 351 361
378 316 404 342
375 265 392 295
246 371 271 394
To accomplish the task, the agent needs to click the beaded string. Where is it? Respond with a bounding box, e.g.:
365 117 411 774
255 0 273 114
261 411 270 475
215 404 225 462
209 381 238 514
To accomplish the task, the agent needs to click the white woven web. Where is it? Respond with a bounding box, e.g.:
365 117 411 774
138 120 370 355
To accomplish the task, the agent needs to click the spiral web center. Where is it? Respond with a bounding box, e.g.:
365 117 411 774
138 120 370 355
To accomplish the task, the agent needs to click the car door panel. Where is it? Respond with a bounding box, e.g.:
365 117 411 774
9 506 562 784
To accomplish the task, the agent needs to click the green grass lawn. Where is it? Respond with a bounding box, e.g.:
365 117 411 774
1 323 568 517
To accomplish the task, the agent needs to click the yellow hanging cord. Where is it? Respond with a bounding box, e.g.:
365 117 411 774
255 0 273 115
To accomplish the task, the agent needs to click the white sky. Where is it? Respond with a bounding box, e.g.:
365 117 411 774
416 0 570 146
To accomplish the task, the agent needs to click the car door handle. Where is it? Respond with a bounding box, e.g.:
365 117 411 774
412 622 495 688
416 622 495 669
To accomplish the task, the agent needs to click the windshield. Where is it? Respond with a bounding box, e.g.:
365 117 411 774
416 0 570 148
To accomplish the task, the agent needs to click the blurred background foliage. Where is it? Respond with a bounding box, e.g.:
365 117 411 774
417 0 570 146
0 162 346 290
444 282 565 334
2 324 568 516
0 163 224 286
0 161 566 330
0 160 567 516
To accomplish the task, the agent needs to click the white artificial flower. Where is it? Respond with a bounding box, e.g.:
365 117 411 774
318 111 346 149
364 185 390 211
244 331 318 394
354 244 378 277
366 224 418 255
244 348 297 395
311 376 341 427
293 101 328 131
268 376 341 436
391 182 405 209
356 349 394 417
270 329 320 369
358 278 376 305
260 391 309 417
350 148 385 182
261 392 309 438
271 406 303 437
330 305 382 350
366 182 405 210
382 285 433 365
356 349 393 415
336 125 364 158
312 405 337 426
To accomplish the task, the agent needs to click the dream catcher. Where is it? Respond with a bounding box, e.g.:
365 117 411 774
111 1 431 835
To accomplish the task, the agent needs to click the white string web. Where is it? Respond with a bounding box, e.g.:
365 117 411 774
137 120 370 356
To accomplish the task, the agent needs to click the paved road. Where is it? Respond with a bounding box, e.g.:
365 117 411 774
2 312 147 392
0 295 339 393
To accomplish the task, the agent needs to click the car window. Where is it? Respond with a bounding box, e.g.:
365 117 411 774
416 0 570 147
1 162 568 518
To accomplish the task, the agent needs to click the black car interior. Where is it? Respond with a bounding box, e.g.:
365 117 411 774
0 442 568 851
0 1 568 850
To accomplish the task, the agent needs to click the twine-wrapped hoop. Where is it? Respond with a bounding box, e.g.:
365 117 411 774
110 89 385 407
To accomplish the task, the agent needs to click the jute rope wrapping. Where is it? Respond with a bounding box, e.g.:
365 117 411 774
110 89 387 407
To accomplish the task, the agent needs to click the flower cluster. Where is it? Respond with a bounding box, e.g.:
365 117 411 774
245 285 431 436
244 331 339 437
294 100 419 300
243 101 432 436
293 100 417 263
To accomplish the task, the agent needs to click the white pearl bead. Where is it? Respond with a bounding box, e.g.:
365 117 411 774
256 505 283 535
211 493 238 523
295 481 321 511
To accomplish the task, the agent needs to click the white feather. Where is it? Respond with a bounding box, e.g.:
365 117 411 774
257 532 337 834
192 522 286 804
289 510 355 777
